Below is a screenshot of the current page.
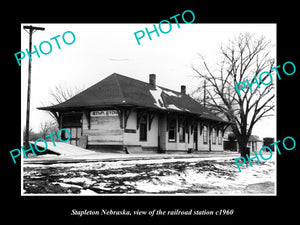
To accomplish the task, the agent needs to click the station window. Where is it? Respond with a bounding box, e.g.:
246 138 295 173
139 115 147 141
203 126 208 144
179 121 185 142
168 119 176 142
61 112 82 146
212 128 216 144
218 130 222 145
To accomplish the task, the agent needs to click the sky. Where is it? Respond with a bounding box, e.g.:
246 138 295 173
21 23 276 139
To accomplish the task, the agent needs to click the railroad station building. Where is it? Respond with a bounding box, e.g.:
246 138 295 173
38 73 231 153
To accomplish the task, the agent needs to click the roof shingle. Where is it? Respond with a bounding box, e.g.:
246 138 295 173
38 73 227 122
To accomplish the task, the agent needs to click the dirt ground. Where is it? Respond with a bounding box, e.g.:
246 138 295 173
23 155 275 195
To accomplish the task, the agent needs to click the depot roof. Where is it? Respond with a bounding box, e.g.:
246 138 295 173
38 73 228 123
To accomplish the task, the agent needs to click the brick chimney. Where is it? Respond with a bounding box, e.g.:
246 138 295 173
149 74 156 88
181 85 186 95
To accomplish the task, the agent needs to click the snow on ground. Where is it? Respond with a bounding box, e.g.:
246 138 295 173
23 156 275 195
31 142 93 156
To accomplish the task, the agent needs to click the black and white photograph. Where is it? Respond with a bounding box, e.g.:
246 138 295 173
20 23 277 196
4 5 298 223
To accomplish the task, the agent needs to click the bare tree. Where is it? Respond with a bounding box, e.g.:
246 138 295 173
48 84 84 105
23 126 39 141
192 33 275 157
39 120 59 140
41 84 84 123
39 121 50 139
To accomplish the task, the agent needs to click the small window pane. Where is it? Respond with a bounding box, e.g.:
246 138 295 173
71 128 77 138
203 126 208 144
168 119 176 142
179 122 185 142
218 131 222 145
212 129 216 144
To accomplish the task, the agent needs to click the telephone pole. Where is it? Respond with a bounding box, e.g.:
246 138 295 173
203 80 206 107
23 25 45 149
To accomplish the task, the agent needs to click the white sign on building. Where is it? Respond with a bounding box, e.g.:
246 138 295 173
90 110 118 117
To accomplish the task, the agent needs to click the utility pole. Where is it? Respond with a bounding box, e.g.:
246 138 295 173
203 80 211 151
23 25 45 149
203 80 206 107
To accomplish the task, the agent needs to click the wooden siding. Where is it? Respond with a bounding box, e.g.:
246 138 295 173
124 110 158 148
79 109 224 151
82 112 123 145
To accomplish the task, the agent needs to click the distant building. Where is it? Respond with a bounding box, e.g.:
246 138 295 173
247 135 263 152
263 137 275 151
38 73 231 153
223 127 264 152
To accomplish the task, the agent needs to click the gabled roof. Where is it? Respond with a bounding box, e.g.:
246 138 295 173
38 73 227 122
248 135 262 142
